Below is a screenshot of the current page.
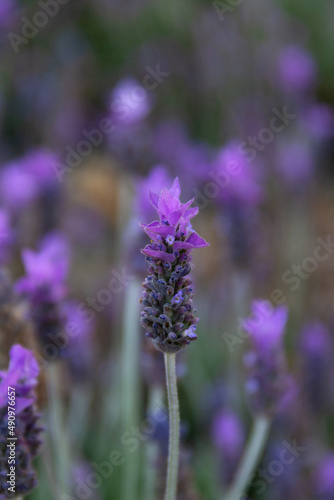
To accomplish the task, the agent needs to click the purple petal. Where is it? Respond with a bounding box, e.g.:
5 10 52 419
141 246 176 262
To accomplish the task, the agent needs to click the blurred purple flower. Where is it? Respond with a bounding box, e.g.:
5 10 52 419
15 233 70 302
302 104 334 140
212 408 244 484
0 345 39 414
110 77 152 125
22 148 59 188
212 409 244 456
0 345 42 497
276 141 314 188
0 209 13 263
61 300 95 382
0 148 58 212
314 453 334 498
299 321 333 414
0 0 17 28
213 141 263 206
242 300 289 414
277 45 317 93
242 300 288 350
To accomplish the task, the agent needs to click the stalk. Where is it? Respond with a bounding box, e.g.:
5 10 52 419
164 353 180 500
121 278 141 500
224 416 271 500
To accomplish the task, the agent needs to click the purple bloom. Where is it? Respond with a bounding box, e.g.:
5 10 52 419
0 345 42 498
140 178 208 353
141 178 208 264
277 45 317 93
61 300 95 382
15 233 70 301
0 209 13 264
15 234 70 356
213 141 263 206
212 409 244 456
0 345 39 414
0 0 17 28
110 78 152 125
299 322 333 414
0 149 58 212
302 104 334 140
211 408 244 484
242 300 288 350
242 300 289 414
314 453 334 498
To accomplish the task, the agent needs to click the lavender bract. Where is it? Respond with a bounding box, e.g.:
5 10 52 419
140 178 208 353
0 345 42 499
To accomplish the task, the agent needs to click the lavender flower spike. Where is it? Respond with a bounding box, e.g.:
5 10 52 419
0 345 43 499
242 300 289 415
140 177 208 354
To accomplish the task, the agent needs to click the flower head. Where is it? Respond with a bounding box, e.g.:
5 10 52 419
140 178 208 353
110 78 152 125
15 233 70 356
242 300 288 350
277 45 317 93
0 345 39 413
242 300 289 415
141 178 208 264
0 345 43 498
213 141 263 206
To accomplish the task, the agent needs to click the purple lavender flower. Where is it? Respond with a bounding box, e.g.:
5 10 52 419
242 300 289 414
0 345 43 499
0 210 13 264
61 300 95 383
0 149 58 213
140 178 208 353
313 453 334 500
110 78 152 125
212 409 244 482
277 45 317 93
213 141 263 207
302 104 334 140
299 321 333 414
15 234 70 357
0 0 17 29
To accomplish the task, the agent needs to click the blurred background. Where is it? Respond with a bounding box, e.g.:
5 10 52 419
1 0 334 499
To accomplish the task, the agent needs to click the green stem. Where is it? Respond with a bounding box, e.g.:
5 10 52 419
121 278 141 500
224 416 271 500
164 353 180 500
